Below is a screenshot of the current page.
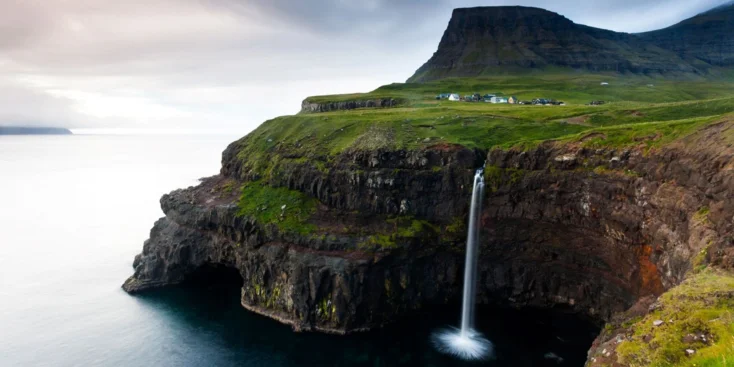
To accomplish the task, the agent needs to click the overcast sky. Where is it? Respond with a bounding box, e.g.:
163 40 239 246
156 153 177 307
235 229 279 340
1 0 729 134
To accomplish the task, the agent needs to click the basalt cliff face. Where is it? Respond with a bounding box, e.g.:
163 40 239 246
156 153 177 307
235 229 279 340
123 119 734 340
300 98 401 113
408 6 734 82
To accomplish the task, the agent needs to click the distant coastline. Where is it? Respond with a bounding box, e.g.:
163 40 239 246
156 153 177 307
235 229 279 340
0 127 73 135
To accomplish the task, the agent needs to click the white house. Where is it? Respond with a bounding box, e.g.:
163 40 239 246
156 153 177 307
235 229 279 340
448 94 460 101
490 96 509 103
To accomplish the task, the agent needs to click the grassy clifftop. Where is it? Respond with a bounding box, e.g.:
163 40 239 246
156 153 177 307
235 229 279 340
235 75 734 177
304 74 734 105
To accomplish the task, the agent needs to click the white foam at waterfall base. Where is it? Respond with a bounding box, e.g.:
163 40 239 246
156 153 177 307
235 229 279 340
432 327 494 360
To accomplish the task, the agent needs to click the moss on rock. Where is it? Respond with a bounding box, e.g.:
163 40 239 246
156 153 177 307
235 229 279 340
614 269 734 367
237 181 317 235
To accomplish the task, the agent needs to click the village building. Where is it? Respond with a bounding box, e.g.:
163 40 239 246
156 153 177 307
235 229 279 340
448 93 460 101
508 96 518 104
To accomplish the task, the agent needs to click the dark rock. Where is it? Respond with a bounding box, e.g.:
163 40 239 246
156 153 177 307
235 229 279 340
124 130 734 337
300 98 401 113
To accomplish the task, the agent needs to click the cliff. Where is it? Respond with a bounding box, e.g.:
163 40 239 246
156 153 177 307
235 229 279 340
300 98 401 113
407 6 732 82
123 114 734 335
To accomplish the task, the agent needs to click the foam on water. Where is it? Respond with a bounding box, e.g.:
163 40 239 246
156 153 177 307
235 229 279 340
432 327 494 360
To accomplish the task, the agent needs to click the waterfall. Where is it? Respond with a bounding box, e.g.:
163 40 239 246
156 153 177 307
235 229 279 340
431 168 493 360
460 169 485 335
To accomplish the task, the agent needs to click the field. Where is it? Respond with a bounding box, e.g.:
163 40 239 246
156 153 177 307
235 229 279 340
234 75 734 176
303 74 734 105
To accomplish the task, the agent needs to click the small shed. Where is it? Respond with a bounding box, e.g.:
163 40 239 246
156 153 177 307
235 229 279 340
508 96 518 104
448 94 460 101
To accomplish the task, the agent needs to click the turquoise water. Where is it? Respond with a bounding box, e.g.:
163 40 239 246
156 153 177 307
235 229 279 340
0 134 597 366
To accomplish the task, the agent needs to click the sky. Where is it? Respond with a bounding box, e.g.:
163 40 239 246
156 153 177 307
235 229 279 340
1 0 730 134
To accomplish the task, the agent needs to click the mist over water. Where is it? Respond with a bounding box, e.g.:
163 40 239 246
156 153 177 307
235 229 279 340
0 134 598 367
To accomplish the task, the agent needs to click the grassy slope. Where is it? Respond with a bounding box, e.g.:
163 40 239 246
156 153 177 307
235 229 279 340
237 181 317 235
304 74 734 104
239 75 734 179
615 269 734 367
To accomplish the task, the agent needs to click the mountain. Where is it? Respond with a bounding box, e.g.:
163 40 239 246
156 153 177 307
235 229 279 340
408 6 731 82
0 126 72 135
638 2 734 68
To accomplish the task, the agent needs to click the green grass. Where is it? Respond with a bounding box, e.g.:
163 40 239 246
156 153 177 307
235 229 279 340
358 217 440 251
237 181 317 235
616 269 734 367
695 206 711 223
305 75 734 106
220 180 238 195
558 115 722 150
232 75 734 178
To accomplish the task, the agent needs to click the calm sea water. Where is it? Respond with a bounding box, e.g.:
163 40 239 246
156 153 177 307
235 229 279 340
0 134 597 367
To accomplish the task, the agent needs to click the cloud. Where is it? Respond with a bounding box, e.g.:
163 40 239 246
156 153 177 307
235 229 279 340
0 0 730 132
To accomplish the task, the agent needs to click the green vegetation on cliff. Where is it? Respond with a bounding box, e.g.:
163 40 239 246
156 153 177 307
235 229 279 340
615 269 734 367
234 75 734 179
358 217 439 251
237 181 317 234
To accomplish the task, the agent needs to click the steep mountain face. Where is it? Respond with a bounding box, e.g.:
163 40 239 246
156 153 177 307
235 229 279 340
638 3 734 68
408 6 714 82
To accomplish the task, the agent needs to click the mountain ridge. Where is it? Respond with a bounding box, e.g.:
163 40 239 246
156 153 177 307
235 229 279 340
409 5 734 82
638 2 734 68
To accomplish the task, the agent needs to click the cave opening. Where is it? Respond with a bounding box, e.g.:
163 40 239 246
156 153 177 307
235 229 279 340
181 263 244 290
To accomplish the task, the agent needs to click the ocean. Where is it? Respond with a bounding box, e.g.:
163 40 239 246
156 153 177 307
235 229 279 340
0 134 596 367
